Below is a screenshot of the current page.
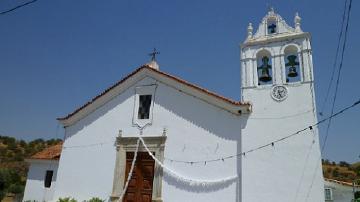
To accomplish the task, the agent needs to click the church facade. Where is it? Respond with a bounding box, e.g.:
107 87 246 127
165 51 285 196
23 9 324 202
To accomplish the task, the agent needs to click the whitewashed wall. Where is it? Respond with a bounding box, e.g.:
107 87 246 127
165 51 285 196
23 161 59 202
241 84 323 202
54 76 244 202
325 180 360 202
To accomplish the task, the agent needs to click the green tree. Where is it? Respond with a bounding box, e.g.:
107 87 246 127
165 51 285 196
8 183 24 194
339 161 350 167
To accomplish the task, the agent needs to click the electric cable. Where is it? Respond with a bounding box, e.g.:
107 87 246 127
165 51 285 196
0 0 38 15
319 0 349 116
305 0 353 200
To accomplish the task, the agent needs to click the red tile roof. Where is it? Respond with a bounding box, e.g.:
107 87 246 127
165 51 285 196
29 142 63 160
325 178 360 187
57 65 250 121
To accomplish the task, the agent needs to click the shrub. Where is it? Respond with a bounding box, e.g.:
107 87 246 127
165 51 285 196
57 197 77 202
326 168 332 174
8 184 24 194
87 197 105 202
355 191 360 200
332 168 339 177
0 191 5 201
339 161 350 167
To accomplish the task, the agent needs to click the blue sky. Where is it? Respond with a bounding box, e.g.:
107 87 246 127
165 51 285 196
0 0 359 163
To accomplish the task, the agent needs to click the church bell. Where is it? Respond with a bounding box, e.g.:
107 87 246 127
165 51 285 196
288 66 298 77
286 55 299 77
258 56 272 82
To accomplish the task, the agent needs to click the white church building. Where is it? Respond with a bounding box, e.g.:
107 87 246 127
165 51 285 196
23 9 325 202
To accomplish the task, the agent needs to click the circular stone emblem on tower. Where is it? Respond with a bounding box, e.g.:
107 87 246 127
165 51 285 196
271 85 288 101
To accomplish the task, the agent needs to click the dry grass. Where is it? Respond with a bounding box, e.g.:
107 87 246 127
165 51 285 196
323 163 358 183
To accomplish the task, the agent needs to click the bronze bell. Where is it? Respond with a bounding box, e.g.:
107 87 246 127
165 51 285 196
286 55 299 77
288 66 298 77
258 56 272 82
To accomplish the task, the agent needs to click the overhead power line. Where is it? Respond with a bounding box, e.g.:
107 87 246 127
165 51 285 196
306 0 353 200
0 0 38 15
319 0 349 116
322 0 353 153
163 98 360 164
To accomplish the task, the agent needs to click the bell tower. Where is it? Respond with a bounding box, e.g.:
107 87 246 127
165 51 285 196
240 9 324 202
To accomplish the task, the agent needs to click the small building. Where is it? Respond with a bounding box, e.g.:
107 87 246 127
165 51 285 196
324 178 360 202
23 143 62 202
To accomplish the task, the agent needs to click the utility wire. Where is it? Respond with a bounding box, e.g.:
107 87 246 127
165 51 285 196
319 0 348 116
60 98 360 161
0 0 38 15
165 98 360 164
322 0 353 154
306 0 353 200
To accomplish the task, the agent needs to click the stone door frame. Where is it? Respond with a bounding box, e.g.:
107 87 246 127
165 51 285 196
111 134 166 202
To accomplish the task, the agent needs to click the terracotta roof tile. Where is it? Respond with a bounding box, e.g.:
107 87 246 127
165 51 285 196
58 65 250 121
325 178 360 187
29 142 63 160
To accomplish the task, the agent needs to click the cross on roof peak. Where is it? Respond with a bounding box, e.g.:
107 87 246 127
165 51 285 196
148 48 160 61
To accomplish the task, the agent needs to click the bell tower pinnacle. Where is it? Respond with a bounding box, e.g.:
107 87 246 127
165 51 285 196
239 9 324 202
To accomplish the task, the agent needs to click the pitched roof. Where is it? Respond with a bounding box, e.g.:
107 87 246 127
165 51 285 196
57 65 251 126
29 142 63 160
325 178 360 187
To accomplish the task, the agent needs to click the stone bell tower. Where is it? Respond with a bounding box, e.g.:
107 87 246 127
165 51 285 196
240 8 324 202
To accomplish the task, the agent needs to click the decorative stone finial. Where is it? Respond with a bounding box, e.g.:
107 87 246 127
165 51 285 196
247 23 253 39
268 7 275 15
294 12 302 32
162 127 167 136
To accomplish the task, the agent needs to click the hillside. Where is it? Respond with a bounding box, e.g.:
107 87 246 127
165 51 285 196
322 159 360 183
0 135 62 200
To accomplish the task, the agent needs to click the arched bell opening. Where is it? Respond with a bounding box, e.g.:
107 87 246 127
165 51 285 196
284 46 301 83
256 50 273 85
267 18 277 35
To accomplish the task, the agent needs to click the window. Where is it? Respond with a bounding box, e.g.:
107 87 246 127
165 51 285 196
133 85 156 128
284 46 301 83
44 170 53 188
138 95 152 119
257 50 273 85
324 188 333 201
267 19 277 34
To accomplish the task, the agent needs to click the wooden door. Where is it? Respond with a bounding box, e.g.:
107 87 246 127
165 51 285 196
123 152 155 202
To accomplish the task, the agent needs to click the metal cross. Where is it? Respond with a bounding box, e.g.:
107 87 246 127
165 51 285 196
148 48 160 61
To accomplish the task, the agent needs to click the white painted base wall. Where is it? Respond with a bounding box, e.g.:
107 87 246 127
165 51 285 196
241 84 324 202
325 181 360 202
